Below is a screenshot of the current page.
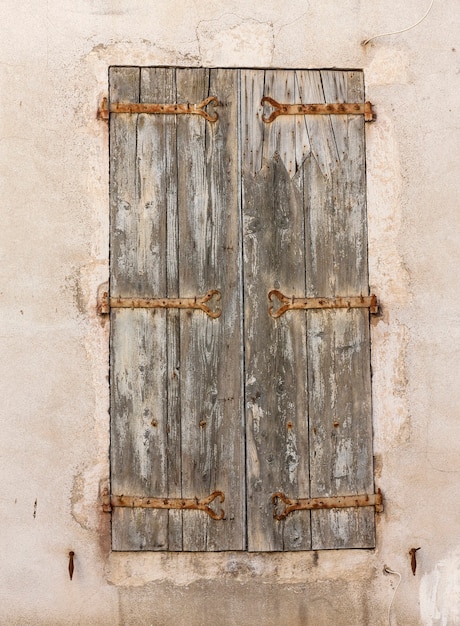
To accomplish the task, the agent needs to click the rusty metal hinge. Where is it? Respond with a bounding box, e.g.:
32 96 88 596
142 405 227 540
98 96 219 122
102 489 225 520
261 96 375 123
272 489 383 520
268 290 378 318
97 286 221 319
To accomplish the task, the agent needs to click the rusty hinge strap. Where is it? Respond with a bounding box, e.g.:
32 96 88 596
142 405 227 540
268 289 378 318
102 489 225 520
261 96 375 123
98 96 219 122
272 489 383 520
97 288 221 319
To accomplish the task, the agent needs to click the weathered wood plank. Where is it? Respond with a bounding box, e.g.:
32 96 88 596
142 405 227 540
263 71 297 178
262 70 311 180
109 66 140 299
241 70 264 177
295 71 339 179
242 69 311 551
305 70 375 549
110 66 170 550
110 67 180 550
176 68 244 551
110 308 169 550
140 67 183 551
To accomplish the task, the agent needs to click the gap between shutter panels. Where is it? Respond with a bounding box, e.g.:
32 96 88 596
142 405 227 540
105 67 381 552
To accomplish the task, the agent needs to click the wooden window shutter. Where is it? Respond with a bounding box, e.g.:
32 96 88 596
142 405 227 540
242 70 375 550
107 67 377 551
109 67 244 551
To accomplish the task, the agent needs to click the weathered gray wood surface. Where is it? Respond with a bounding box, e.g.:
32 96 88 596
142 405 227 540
110 67 244 551
175 69 243 551
242 69 374 550
110 67 173 550
242 70 310 551
305 71 375 549
110 67 375 552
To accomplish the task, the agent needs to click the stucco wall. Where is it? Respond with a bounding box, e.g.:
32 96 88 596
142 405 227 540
1 1 459 624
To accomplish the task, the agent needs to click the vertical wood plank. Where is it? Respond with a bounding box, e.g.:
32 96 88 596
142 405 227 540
109 67 141 299
110 67 177 550
241 71 264 177
263 70 297 178
176 68 244 551
140 67 183 550
295 71 339 180
242 69 311 551
305 70 375 549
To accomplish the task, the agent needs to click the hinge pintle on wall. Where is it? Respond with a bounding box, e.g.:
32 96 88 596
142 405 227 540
261 96 376 123
98 96 219 122
96 282 110 315
272 489 383 520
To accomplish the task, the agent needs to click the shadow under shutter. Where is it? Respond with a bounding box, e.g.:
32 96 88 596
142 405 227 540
108 67 376 552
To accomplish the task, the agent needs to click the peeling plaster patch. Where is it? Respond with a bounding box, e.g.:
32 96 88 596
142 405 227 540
366 48 410 86
366 109 410 305
366 108 411 451
71 463 108 531
64 267 86 316
71 472 86 529
62 261 110 322
420 547 460 626
87 41 200 71
81 0 143 15
196 15 274 66
74 259 110 470
77 261 109 317
373 324 410 448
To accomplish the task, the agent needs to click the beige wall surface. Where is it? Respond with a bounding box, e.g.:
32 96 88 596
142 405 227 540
1 1 459 624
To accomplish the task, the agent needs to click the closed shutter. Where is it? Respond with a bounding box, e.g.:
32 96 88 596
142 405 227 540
106 67 378 551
